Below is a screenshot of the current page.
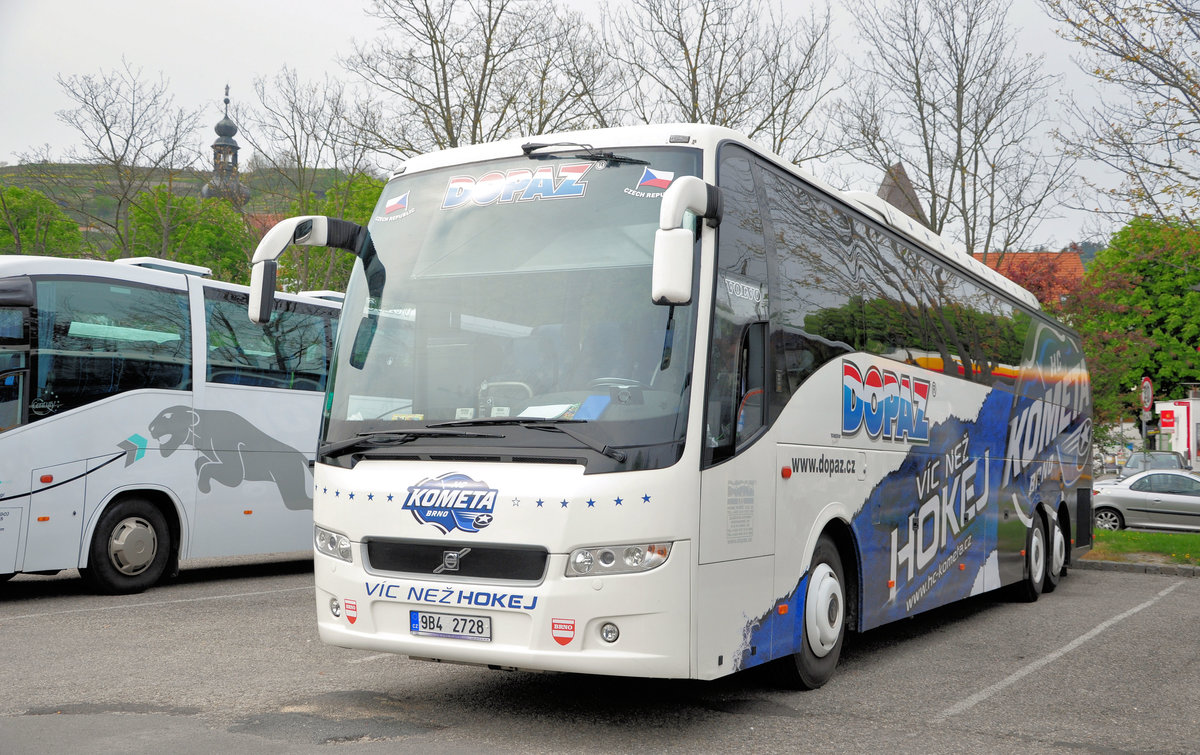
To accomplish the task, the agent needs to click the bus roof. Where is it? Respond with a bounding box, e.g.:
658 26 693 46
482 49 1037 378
388 123 1040 310
0 255 340 308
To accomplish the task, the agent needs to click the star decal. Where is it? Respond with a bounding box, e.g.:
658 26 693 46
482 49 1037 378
614 496 623 506
642 494 651 503
587 498 596 508
537 499 545 508
561 499 569 508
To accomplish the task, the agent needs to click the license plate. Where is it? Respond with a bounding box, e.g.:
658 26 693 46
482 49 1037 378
409 610 492 642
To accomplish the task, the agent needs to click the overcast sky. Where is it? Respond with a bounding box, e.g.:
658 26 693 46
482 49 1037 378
0 0 1105 244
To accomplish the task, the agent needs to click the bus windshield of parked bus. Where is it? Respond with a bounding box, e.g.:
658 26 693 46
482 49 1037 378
322 147 702 471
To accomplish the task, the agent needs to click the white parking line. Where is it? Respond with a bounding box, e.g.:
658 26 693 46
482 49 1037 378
0 585 313 622
347 653 394 664
932 580 1186 723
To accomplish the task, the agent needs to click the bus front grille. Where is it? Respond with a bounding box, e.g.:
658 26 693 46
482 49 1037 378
365 540 548 581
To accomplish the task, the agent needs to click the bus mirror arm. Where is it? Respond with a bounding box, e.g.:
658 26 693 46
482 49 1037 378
652 177 721 306
248 216 368 323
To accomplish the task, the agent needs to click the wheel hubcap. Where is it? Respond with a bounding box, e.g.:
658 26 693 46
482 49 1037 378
1051 523 1066 577
805 563 843 658
108 516 157 576
1030 525 1045 582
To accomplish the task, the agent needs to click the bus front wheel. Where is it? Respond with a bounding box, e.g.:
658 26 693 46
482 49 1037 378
780 534 845 689
82 499 171 595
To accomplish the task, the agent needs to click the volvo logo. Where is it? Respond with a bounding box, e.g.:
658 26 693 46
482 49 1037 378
434 547 472 574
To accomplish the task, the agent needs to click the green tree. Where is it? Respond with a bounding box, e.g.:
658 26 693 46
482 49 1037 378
129 187 256 284
0 184 85 257
1057 216 1200 425
277 172 386 293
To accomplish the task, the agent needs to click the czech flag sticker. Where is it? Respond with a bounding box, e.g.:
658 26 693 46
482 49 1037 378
637 167 674 190
384 192 409 214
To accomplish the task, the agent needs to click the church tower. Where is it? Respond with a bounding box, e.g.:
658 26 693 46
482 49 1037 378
202 85 251 207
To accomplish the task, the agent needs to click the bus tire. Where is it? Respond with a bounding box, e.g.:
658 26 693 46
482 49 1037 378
81 498 171 595
780 534 846 689
1043 513 1068 593
1014 514 1047 603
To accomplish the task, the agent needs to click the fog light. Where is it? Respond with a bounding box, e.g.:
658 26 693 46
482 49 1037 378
329 598 341 618
600 622 620 643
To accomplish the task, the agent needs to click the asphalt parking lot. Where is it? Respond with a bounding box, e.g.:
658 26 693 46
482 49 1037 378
1 556 1197 754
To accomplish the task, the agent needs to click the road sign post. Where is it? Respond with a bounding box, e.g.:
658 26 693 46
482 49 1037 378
1141 377 1154 448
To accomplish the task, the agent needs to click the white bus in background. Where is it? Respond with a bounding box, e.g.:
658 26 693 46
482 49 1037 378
249 124 1092 687
0 256 339 593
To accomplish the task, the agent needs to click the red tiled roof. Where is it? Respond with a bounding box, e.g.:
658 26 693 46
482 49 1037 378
972 251 1084 301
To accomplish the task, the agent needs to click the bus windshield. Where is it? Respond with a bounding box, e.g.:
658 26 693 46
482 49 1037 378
323 147 702 471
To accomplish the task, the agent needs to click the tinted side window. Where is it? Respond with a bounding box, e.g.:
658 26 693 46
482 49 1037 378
32 278 192 420
707 147 771 465
757 160 1028 389
205 288 334 391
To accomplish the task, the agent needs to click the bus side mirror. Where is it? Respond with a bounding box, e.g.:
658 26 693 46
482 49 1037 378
248 260 278 323
652 176 721 306
248 216 330 324
248 216 366 324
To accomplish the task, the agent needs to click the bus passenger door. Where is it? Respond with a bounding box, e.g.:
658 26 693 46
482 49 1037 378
23 460 86 572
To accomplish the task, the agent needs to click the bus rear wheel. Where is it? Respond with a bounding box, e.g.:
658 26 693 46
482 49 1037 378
1043 514 1067 593
779 534 845 689
82 499 171 595
1013 515 1047 603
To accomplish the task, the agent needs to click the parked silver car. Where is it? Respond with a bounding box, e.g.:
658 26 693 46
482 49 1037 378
1117 450 1189 478
1092 469 1200 531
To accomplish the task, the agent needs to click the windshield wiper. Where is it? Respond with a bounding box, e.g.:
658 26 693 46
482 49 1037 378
520 141 650 166
430 418 628 462
320 429 502 459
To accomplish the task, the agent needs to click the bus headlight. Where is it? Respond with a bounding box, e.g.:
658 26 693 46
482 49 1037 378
565 543 671 577
315 525 353 563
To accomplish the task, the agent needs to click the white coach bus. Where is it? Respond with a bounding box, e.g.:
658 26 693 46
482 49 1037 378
248 124 1092 687
0 256 339 593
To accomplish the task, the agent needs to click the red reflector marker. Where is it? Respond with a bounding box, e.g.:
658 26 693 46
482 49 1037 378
243 510 253 515
37 516 49 522
40 475 53 484
778 604 788 615
781 466 792 479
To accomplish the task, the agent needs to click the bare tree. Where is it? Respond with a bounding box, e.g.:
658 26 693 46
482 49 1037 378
839 0 1074 261
1040 0 1200 225
236 68 372 216
19 59 203 258
604 0 840 165
342 0 618 158
236 67 377 290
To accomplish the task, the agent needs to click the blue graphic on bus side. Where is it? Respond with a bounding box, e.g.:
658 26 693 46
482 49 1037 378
741 333 1090 665
401 472 498 534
